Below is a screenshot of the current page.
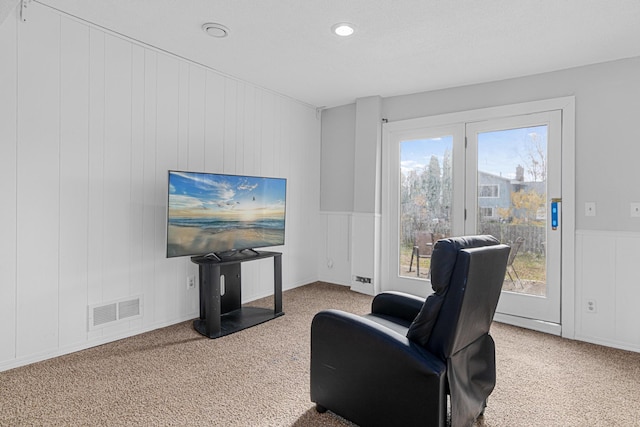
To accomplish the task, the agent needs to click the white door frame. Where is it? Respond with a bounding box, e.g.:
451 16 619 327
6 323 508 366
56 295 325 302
382 97 575 338
466 111 562 328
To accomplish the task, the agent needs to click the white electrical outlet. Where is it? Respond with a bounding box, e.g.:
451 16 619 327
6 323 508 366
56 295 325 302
187 275 196 289
585 299 597 313
585 202 596 217
631 202 640 218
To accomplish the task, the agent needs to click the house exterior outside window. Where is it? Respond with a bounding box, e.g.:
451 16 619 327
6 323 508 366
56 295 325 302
479 184 499 198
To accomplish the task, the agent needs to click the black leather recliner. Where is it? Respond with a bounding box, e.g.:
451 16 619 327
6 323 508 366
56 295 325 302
310 235 510 427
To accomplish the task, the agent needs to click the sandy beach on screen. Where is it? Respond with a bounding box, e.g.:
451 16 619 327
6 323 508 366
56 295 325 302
167 224 284 257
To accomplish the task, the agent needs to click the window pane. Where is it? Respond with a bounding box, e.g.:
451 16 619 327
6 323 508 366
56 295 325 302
479 185 499 198
476 125 548 296
399 136 453 279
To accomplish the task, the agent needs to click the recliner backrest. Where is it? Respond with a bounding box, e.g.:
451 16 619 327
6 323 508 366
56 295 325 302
429 235 498 291
406 235 510 359
427 243 510 358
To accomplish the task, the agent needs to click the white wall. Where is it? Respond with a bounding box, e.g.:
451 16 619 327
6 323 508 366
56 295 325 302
0 0 18 365
318 105 355 287
320 56 640 352
382 57 640 234
0 0 19 25
320 104 356 212
0 3 320 371
318 97 382 295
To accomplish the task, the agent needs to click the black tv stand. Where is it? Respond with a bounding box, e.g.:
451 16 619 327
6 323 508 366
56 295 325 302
206 248 261 262
190 250 283 339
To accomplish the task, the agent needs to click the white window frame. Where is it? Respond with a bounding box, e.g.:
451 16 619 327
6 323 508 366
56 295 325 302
479 206 496 218
479 184 500 198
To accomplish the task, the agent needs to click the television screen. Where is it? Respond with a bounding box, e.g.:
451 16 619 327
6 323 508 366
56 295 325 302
166 170 286 258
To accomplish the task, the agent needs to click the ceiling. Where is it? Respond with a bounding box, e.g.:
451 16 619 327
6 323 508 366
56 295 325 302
36 0 640 108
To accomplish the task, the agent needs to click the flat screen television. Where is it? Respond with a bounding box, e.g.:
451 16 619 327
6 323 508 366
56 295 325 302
166 170 286 259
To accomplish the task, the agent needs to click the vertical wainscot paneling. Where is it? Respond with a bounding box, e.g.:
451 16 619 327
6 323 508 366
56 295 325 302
87 27 106 341
0 6 18 363
183 64 207 314
253 90 264 177
203 71 225 172
141 49 158 329
101 33 138 337
318 213 352 286
260 92 276 177
177 62 190 171
154 54 181 323
129 43 146 328
174 61 191 317
187 66 206 170
318 211 377 294
576 232 616 340
243 85 257 176
223 79 238 174
234 82 245 173
576 230 640 352
102 35 133 337
350 213 377 295
2 1 321 371
58 17 90 347
16 4 61 357
271 97 282 175
612 237 640 345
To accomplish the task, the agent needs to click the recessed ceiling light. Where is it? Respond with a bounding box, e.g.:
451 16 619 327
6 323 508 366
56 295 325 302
202 23 230 38
331 22 356 37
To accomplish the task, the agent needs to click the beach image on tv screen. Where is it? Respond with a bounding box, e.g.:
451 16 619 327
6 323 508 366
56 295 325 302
167 171 286 257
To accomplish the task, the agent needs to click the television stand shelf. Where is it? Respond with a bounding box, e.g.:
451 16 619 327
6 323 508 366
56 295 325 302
190 250 283 339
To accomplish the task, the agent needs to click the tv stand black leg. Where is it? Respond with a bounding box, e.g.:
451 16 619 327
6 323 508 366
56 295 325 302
274 253 282 314
194 263 222 338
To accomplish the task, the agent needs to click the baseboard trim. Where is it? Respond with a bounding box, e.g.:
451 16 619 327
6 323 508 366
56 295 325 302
574 334 640 353
494 312 562 336
0 315 197 373
1 279 318 373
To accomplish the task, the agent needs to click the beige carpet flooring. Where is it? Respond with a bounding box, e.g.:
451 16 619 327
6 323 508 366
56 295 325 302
1 282 639 426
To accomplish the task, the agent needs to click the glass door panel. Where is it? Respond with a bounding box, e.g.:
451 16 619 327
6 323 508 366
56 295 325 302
382 123 464 296
476 125 548 296
399 137 453 279
466 111 561 324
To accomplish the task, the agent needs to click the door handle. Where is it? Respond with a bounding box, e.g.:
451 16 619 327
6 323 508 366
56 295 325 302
551 198 561 230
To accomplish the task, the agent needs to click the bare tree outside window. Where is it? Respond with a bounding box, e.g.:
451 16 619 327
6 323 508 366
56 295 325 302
399 138 453 278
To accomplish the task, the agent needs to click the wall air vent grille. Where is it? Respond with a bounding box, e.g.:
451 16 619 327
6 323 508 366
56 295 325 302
88 295 143 330
119 298 141 319
93 303 117 326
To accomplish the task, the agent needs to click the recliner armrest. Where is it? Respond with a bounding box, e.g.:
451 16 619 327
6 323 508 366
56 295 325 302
371 291 426 323
310 309 447 427
311 309 444 378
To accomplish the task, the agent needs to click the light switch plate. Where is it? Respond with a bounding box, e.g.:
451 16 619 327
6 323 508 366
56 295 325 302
631 202 640 218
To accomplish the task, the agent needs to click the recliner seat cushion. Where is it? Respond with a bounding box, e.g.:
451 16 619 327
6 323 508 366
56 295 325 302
406 235 500 348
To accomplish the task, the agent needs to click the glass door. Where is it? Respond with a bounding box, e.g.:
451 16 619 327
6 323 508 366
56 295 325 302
399 136 453 279
383 125 465 296
466 111 561 324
